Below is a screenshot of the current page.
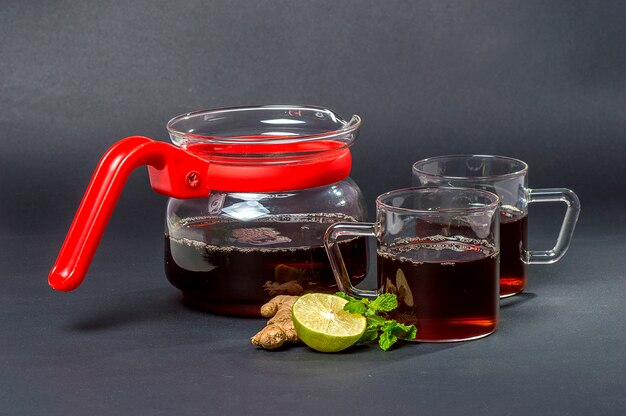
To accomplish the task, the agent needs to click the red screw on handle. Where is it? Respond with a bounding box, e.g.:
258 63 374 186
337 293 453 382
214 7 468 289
185 171 201 188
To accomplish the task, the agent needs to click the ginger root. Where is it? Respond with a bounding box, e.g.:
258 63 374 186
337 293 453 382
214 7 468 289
251 295 300 350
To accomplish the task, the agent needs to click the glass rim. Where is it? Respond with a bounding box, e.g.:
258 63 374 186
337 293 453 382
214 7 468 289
412 154 529 180
375 186 501 215
166 104 361 145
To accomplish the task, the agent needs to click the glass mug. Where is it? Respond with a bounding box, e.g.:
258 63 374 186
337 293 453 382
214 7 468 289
324 187 500 342
412 155 581 298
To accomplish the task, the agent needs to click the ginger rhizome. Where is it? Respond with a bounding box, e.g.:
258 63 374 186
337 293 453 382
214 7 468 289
251 295 300 350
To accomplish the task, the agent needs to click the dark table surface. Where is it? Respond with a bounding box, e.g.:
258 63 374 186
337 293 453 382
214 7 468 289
1 207 624 416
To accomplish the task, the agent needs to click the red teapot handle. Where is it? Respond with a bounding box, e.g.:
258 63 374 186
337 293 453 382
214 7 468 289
48 136 210 291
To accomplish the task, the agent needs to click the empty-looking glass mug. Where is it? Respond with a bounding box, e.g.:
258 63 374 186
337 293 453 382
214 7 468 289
412 155 580 297
324 187 500 342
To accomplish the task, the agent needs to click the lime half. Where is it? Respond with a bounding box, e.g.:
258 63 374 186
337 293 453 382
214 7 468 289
292 293 367 353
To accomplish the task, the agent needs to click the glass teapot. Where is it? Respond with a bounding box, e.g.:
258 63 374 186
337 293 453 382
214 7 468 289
49 105 368 316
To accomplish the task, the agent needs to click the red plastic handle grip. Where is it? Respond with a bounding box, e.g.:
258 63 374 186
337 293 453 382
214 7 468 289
48 136 210 291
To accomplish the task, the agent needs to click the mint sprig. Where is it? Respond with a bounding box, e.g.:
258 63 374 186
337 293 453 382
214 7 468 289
335 292 417 351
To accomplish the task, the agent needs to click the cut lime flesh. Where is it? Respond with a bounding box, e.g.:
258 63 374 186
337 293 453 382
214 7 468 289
292 293 366 353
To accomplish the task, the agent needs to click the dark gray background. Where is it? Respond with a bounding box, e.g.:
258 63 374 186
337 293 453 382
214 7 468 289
1 1 625 415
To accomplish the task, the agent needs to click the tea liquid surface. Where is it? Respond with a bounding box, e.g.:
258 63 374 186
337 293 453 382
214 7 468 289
379 236 499 342
165 213 367 316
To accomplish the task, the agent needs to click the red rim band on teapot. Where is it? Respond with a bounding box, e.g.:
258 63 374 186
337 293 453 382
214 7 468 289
179 140 352 193
49 136 352 292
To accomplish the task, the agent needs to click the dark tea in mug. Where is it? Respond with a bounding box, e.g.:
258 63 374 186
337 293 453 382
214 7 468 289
379 236 499 342
499 209 528 297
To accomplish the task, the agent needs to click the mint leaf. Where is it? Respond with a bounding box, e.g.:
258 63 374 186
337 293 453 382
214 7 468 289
382 320 417 341
335 292 417 351
391 322 417 341
366 314 386 326
343 300 367 315
379 331 398 351
380 320 398 332
358 327 380 343
369 293 398 312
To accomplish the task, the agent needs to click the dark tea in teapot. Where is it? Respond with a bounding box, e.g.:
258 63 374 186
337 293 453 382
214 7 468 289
165 213 367 316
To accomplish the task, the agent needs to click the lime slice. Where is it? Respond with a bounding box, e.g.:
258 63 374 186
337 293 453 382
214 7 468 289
292 293 367 353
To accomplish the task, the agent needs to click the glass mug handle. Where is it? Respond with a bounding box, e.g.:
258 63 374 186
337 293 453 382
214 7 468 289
525 188 581 264
324 222 379 300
